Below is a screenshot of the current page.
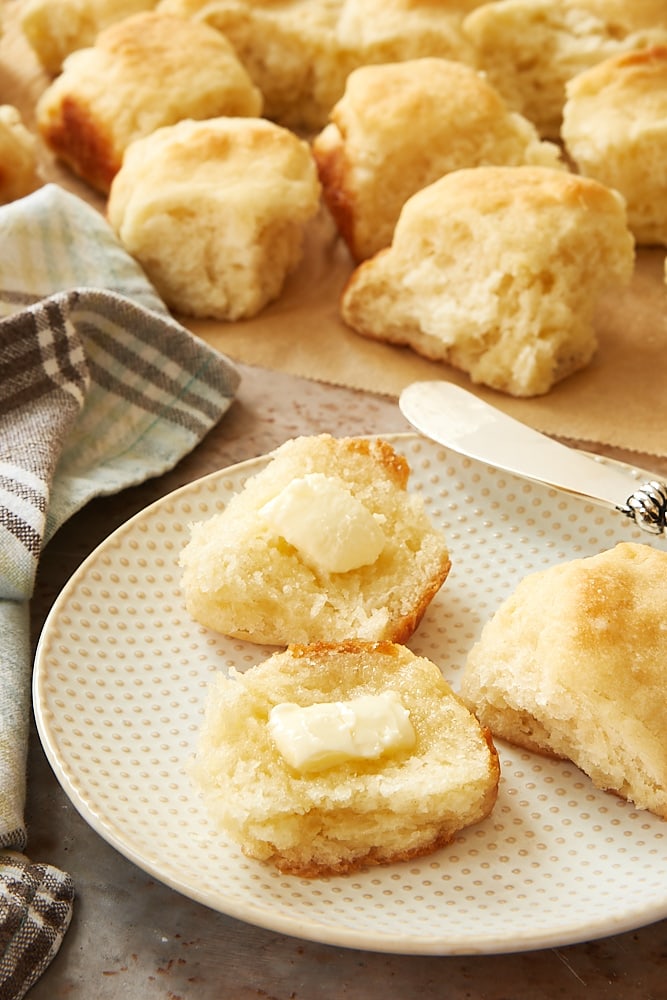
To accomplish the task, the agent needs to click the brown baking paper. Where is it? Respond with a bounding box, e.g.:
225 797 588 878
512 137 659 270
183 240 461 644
185 211 667 460
2 4 666 460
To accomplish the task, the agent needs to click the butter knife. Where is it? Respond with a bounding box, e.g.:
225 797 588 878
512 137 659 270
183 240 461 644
399 380 667 535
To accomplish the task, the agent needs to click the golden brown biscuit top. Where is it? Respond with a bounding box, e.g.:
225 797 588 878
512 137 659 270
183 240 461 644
331 58 506 144
399 165 626 221
567 43 667 104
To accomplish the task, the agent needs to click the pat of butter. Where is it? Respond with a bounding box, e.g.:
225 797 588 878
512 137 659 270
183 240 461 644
268 691 416 773
259 473 385 573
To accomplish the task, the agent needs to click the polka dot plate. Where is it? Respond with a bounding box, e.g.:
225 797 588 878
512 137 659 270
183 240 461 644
33 434 667 955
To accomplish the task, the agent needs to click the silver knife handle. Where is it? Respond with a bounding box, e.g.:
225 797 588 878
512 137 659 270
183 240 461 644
618 481 667 534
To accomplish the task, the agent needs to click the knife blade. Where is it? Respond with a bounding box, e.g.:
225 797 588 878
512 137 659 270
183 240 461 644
399 380 667 535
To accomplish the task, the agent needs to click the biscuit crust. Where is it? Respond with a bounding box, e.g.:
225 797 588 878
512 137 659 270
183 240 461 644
460 543 667 819
341 165 634 396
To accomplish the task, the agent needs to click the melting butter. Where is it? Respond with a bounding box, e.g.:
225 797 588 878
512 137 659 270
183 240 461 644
268 690 416 773
259 472 385 573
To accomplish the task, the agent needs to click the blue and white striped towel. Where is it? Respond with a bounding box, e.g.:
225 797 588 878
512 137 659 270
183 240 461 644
0 184 239 999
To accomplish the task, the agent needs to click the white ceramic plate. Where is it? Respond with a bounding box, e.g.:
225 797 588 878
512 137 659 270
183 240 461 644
33 434 667 955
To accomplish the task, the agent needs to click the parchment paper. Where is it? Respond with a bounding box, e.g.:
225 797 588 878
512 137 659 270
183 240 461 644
2 2 665 459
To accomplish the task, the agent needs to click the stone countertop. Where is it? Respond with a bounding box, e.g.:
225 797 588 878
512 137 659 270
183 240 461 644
27 363 667 999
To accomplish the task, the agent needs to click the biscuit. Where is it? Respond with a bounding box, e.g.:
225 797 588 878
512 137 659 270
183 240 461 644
0 106 41 205
562 45 667 246
107 116 320 319
313 57 564 262
191 640 499 876
158 0 351 130
36 12 262 193
20 0 158 74
179 434 451 644
335 0 476 66
158 0 478 130
463 0 667 138
459 543 667 819
340 165 635 397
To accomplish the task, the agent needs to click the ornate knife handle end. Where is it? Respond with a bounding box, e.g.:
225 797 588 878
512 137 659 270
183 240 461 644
617 480 667 535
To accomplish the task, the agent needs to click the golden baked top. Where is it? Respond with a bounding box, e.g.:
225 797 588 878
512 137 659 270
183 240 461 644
313 57 563 261
36 11 262 192
460 542 667 818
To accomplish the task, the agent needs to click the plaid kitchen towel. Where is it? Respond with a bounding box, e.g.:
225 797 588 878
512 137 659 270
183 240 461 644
0 184 239 998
